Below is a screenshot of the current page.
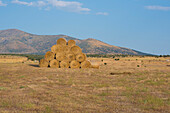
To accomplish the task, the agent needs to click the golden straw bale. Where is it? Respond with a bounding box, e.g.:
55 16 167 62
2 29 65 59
91 64 100 69
70 46 82 55
66 52 76 62
60 61 70 68
57 38 67 45
56 52 66 61
68 40 76 47
76 53 86 62
45 51 55 61
63 45 71 54
81 60 91 69
39 59 49 67
55 45 65 54
51 45 57 54
70 60 80 69
90 62 100 69
50 59 59 68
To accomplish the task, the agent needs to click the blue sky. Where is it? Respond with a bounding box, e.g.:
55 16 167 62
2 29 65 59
0 0 170 55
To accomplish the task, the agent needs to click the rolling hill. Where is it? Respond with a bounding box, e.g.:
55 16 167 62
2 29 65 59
0 29 151 55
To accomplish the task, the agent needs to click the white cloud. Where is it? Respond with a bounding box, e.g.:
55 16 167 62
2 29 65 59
11 0 90 13
12 0 33 6
0 0 7 6
47 0 90 12
36 1 47 7
145 6 170 11
96 12 109 16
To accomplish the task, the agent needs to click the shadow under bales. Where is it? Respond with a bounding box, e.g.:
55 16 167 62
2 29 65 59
29 64 39 67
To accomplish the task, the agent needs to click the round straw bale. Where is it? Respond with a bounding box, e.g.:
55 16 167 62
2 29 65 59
81 60 91 69
45 51 55 61
57 38 67 45
51 45 57 54
70 60 80 69
76 53 86 62
63 45 71 54
39 59 49 67
68 40 76 47
56 52 66 61
60 61 70 68
90 62 100 69
91 64 100 69
55 45 65 54
50 59 59 68
70 46 82 55
66 53 76 62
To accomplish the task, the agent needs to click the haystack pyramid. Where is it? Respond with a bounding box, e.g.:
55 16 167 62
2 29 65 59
39 38 99 69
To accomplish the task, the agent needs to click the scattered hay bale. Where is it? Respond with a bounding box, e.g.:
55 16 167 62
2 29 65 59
81 60 91 69
71 46 82 55
45 51 55 61
57 38 67 45
60 60 70 68
39 59 49 67
76 53 86 62
70 60 80 69
91 64 100 69
91 62 100 69
68 40 76 47
50 59 59 68
66 53 76 62
56 52 65 61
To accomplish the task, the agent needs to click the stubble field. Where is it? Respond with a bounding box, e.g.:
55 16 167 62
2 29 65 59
0 56 170 113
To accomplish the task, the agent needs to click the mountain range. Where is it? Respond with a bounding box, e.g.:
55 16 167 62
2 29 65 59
0 29 151 55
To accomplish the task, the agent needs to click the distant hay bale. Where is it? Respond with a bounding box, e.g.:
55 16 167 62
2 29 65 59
68 40 76 47
57 38 67 45
51 45 57 54
60 60 70 68
39 59 49 67
56 52 66 61
66 53 76 62
81 60 91 69
63 45 71 54
91 64 100 69
45 51 55 61
71 46 82 55
70 60 80 69
90 62 100 69
50 59 59 68
76 53 86 62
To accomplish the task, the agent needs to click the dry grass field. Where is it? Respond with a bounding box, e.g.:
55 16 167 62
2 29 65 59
0 55 28 63
0 56 170 113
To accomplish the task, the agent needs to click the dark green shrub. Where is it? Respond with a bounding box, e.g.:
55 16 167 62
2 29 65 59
115 59 119 61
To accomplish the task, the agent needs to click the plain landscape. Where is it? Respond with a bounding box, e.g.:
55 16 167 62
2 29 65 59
0 55 170 112
0 30 169 113
1 0 170 112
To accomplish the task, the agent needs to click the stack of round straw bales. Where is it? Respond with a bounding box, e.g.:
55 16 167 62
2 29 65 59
39 38 99 69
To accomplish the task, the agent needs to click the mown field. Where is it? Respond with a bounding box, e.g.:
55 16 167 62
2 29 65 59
0 56 170 112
